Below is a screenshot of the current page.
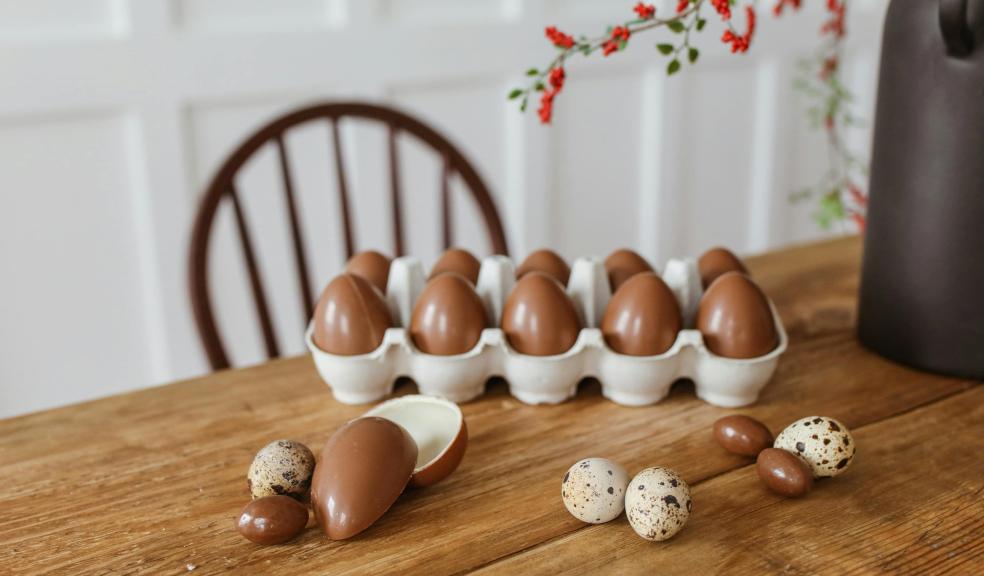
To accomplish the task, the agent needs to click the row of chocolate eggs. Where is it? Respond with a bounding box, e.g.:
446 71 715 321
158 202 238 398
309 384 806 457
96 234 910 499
312 246 778 360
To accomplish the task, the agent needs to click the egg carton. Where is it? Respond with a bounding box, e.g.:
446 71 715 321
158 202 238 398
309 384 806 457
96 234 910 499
305 255 787 408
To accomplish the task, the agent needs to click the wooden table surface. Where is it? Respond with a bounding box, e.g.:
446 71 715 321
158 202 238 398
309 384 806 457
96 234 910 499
2 237 982 575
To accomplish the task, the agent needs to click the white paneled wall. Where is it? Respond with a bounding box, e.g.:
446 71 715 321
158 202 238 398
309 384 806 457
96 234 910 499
0 0 886 417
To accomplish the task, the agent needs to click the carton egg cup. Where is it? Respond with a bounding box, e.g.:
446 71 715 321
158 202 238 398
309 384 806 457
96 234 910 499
305 255 787 408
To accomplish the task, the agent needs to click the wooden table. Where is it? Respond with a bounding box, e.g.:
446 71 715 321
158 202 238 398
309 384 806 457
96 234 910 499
2 237 982 575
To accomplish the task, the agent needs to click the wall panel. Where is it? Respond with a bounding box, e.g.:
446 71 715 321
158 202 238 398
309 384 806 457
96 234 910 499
0 0 889 416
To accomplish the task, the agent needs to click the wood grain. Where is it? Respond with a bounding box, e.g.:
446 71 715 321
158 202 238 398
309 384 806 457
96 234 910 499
0 237 979 575
477 387 984 575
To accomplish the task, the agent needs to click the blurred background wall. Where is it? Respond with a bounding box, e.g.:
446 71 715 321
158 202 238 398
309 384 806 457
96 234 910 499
0 0 886 417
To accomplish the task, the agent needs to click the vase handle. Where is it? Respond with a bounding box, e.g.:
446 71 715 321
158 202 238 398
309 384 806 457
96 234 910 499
940 0 973 56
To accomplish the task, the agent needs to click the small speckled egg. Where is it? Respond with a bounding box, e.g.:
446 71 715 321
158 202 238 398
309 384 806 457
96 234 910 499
625 467 691 541
561 458 629 524
774 416 855 478
247 440 315 500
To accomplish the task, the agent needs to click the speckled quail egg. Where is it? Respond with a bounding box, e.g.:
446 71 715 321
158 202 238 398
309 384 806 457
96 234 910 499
774 416 855 478
625 467 692 541
247 439 315 500
561 458 629 524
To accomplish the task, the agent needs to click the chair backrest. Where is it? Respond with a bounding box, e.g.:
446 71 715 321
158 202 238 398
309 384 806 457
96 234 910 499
189 101 510 370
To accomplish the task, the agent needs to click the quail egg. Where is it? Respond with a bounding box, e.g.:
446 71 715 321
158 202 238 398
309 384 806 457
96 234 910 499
625 467 692 541
247 439 315 500
561 458 629 524
774 416 855 478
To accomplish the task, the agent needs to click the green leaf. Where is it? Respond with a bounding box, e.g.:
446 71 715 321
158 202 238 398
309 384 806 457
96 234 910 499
617 40 628 51
688 47 699 64
526 68 539 77
657 43 674 55
520 97 528 112
667 59 681 76
668 20 685 33
534 81 545 92
508 88 523 100
696 18 707 31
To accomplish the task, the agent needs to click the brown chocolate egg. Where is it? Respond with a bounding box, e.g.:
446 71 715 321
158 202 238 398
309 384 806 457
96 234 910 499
601 272 682 356
429 248 481 285
236 495 309 545
310 417 417 540
345 250 391 293
410 273 487 355
713 415 774 457
604 248 654 292
515 249 571 286
312 274 392 355
365 395 467 487
696 272 778 359
502 272 581 356
756 448 813 498
698 247 748 288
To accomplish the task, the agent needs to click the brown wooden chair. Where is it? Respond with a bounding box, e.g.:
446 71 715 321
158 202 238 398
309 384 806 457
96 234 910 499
189 102 510 371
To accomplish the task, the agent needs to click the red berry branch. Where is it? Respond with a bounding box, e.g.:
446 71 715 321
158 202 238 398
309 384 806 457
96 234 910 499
783 0 868 230
510 0 868 230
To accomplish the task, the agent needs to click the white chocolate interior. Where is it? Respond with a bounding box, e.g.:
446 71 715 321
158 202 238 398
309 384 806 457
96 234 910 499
365 395 462 471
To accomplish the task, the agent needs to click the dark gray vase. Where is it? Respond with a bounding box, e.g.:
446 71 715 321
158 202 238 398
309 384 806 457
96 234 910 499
858 0 984 378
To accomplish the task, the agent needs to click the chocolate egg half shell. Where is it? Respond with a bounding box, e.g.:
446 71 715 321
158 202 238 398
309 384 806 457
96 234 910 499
604 248 654 292
516 249 571 286
310 417 417 540
410 273 487 355
345 250 391 293
696 272 777 359
312 274 392 355
365 395 467 487
602 272 682 356
502 271 582 356
429 248 481 285
698 247 748 289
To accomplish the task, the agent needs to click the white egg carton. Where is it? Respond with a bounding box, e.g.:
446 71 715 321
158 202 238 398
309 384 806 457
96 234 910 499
305 255 787 408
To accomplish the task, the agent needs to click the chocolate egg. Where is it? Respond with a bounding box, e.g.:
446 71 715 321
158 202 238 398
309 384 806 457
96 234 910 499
515 249 570 286
756 448 813 498
604 248 654 291
310 417 417 540
713 415 773 457
601 272 682 356
410 273 487 355
502 272 582 356
696 272 777 359
345 250 391 293
236 495 309 545
429 248 481 285
312 274 392 355
365 395 468 487
698 247 748 288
